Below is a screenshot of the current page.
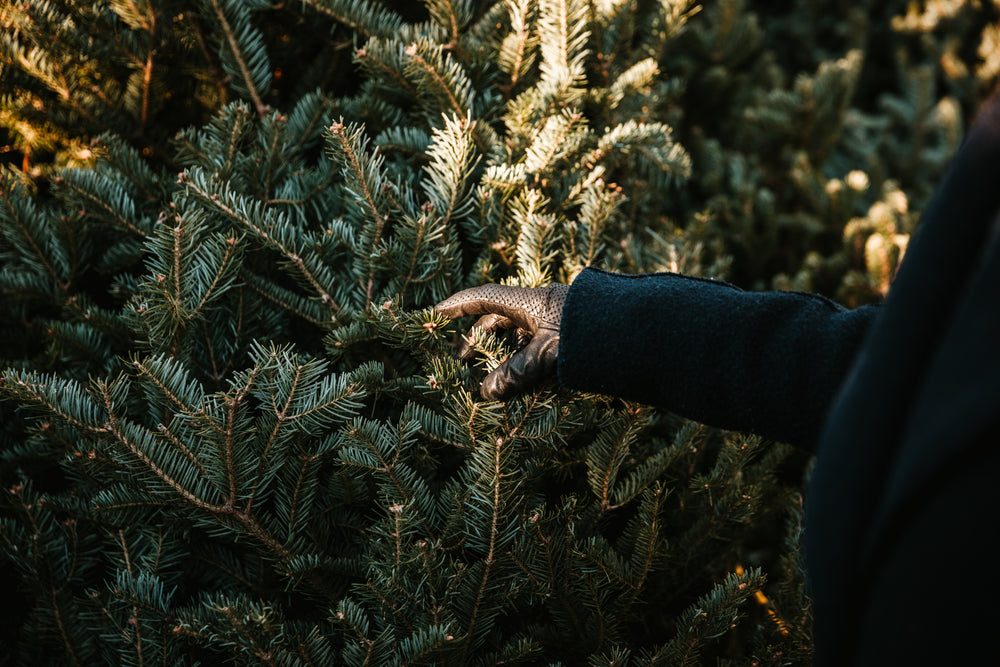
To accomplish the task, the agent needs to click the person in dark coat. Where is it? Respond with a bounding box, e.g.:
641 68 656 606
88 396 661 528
435 83 1000 665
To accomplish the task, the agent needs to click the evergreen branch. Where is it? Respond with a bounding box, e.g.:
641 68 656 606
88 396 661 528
216 603 279 665
130 357 223 437
118 0 154 32
459 434 502 664
113 529 146 663
196 235 242 313
1 372 109 434
544 0 570 70
284 454 312 540
538 0 588 81
657 569 763 665
265 175 336 207
397 625 454 666
498 0 537 92
179 170 342 317
342 421 437 540
424 0 471 51
225 368 260 503
52 174 147 237
532 513 587 638
285 89 337 155
583 576 608 652
105 413 212 510
404 42 471 123
326 121 391 306
579 546 638 592
240 270 329 328
0 177 70 292
96 373 302 573
207 0 270 116
327 123 388 231
244 401 293 515
221 509 297 573
0 31 72 103
260 116 284 199
157 422 210 479
334 600 376 659
423 113 477 227
623 487 666 612
355 39 421 102
393 213 437 306
298 0 405 39
91 134 163 202
524 110 587 179
364 579 418 633
592 414 641 513
52 590 84 667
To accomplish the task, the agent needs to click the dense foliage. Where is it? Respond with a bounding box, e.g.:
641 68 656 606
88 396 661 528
2 0 997 664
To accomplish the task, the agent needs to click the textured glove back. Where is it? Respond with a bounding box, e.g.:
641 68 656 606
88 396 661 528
435 284 569 400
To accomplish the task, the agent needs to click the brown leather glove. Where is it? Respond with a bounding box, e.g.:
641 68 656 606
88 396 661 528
435 284 570 400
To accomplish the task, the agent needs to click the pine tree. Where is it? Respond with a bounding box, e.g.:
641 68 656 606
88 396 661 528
2 0 997 664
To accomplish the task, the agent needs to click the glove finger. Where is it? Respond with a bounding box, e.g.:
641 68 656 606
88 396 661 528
457 313 515 360
480 332 559 401
435 285 535 331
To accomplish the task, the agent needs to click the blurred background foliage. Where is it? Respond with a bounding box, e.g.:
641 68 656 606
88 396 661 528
4 0 998 302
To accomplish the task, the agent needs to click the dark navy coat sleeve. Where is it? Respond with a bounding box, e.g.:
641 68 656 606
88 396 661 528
557 267 878 451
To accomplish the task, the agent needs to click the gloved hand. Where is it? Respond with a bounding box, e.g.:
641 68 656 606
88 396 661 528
435 283 570 400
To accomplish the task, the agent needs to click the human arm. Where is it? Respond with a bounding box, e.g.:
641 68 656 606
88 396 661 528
557 268 878 451
436 269 878 452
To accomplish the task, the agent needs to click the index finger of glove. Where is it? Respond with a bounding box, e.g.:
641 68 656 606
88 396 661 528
434 285 534 330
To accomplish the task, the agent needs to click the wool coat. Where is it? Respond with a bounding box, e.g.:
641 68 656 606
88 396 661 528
557 85 1000 665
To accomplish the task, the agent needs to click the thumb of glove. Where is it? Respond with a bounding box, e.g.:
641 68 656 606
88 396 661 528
481 329 560 401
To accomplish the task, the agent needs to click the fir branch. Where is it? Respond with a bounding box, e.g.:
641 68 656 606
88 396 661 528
622 486 667 612
355 38 422 103
299 0 405 39
213 600 280 665
206 0 271 116
285 89 338 155
524 109 588 179
588 410 647 513
105 413 213 510
423 113 477 228
654 568 764 665
179 169 342 318
51 590 84 667
402 41 486 154
326 120 392 306
239 270 329 328
157 422 210 478
1 372 110 434
52 171 148 237
538 0 589 84
327 121 389 231
130 356 217 433
397 624 454 666
341 419 437 539
424 0 472 51
0 175 71 292
459 434 503 664
498 0 538 93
